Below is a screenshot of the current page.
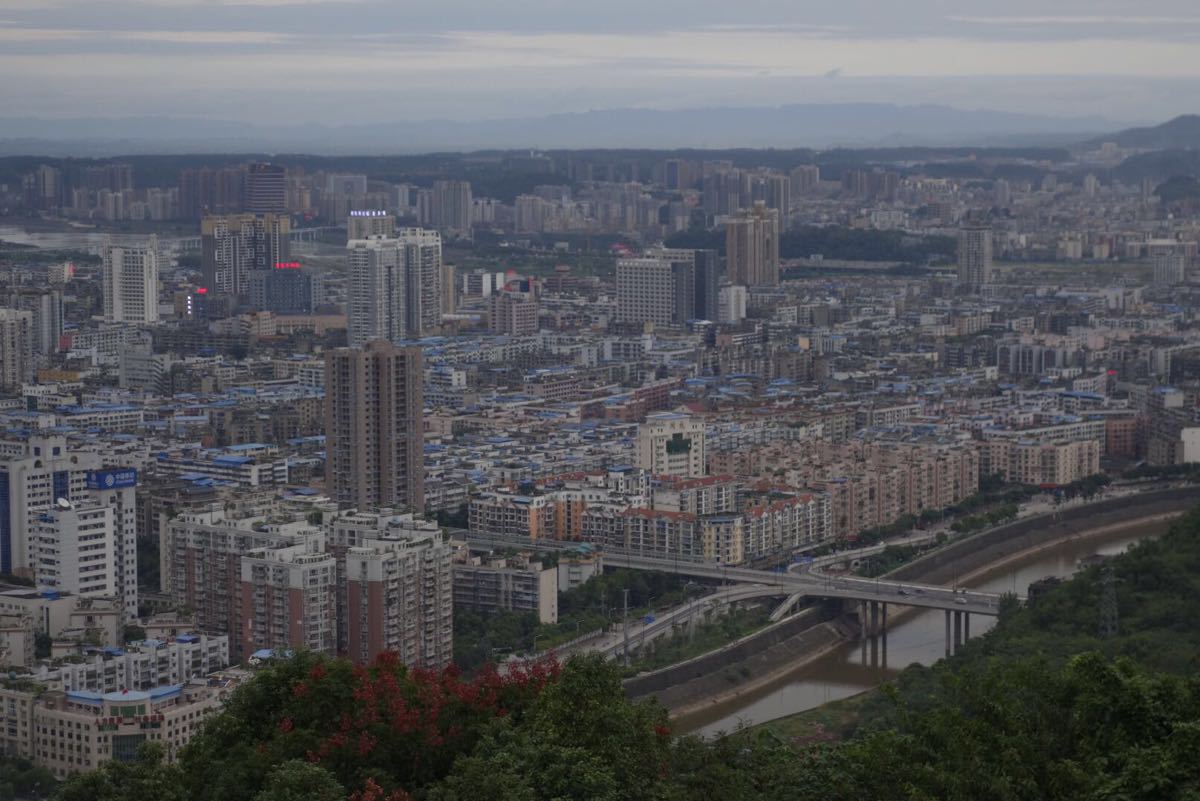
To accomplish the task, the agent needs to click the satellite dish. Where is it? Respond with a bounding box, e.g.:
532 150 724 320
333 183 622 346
55 498 72 510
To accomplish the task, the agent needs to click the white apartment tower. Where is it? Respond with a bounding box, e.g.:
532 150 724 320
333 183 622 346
101 236 160 323
347 237 407 347
346 228 442 344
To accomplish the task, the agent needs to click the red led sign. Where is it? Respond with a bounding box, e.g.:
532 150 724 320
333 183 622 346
275 261 301 269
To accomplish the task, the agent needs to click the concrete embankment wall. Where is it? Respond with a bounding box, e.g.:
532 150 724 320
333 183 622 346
622 605 840 709
627 486 1200 713
888 486 1200 586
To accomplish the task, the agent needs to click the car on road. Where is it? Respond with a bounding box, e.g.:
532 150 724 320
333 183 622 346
954 597 968 605
897 588 909 596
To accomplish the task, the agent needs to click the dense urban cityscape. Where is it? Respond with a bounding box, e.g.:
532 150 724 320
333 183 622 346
3 2 1200 798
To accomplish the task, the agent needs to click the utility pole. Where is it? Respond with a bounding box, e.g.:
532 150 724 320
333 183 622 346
622 588 630 667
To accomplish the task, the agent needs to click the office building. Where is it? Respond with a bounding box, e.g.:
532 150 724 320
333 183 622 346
0 682 223 779
0 309 34 391
957 225 994 289
616 256 692 328
244 163 287 214
340 512 453 668
725 202 780 286
325 342 425 513
31 499 117 601
489 290 538 336
101 236 160 324
635 412 706 478
0 436 101 576
246 266 313 314
200 213 291 298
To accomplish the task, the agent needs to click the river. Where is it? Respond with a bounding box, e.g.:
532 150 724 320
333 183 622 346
676 517 1171 737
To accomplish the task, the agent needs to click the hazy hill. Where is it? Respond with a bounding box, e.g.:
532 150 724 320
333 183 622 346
1094 114 1200 150
0 103 1124 155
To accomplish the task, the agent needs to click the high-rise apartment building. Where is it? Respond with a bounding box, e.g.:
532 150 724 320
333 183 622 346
101 236 160 324
346 236 406 346
431 180 473 237
346 229 443 342
957 225 994 289
0 309 33 391
339 512 453 668
400 227 443 336
200 214 290 298
1153 253 1187 286
166 507 318 659
347 210 395 239
635 413 707 478
725 202 780 286
239 543 337 658
244 163 287 214
325 342 425 513
3 287 63 363
179 166 245 218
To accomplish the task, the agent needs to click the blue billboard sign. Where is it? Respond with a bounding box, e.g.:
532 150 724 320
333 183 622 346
86 469 138 491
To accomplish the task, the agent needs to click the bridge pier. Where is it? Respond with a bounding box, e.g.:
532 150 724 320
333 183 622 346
964 613 970 640
944 609 952 657
953 610 963 650
880 603 887 633
869 601 879 637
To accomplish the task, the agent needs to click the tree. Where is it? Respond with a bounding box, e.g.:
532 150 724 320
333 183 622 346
55 742 183 801
252 761 344 801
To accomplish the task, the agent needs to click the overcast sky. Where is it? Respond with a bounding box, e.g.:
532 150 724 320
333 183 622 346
2 0 1198 124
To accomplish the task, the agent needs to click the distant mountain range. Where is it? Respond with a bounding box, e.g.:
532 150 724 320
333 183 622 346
0 103 1134 156
1091 115 1200 150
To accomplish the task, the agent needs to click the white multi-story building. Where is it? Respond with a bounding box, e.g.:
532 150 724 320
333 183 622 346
101 236 160 323
0 436 101 578
27 468 139 621
635 412 707 478
32 499 117 601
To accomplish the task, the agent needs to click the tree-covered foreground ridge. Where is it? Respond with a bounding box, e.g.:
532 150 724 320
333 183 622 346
57 506 1200 801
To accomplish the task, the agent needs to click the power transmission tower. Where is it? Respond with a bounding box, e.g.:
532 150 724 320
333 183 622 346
1098 565 1119 643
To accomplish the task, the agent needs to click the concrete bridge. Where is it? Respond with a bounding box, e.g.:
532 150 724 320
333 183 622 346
461 532 1004 657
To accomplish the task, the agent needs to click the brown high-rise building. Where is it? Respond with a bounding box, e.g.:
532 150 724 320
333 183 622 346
325 341 425 513
725 201 780 287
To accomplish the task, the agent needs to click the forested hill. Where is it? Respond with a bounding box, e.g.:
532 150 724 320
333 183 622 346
55 506 1200 801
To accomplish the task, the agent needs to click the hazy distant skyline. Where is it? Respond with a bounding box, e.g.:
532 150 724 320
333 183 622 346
2 0 1199 125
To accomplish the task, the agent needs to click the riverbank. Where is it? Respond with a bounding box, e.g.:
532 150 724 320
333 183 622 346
635 486 1200 724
